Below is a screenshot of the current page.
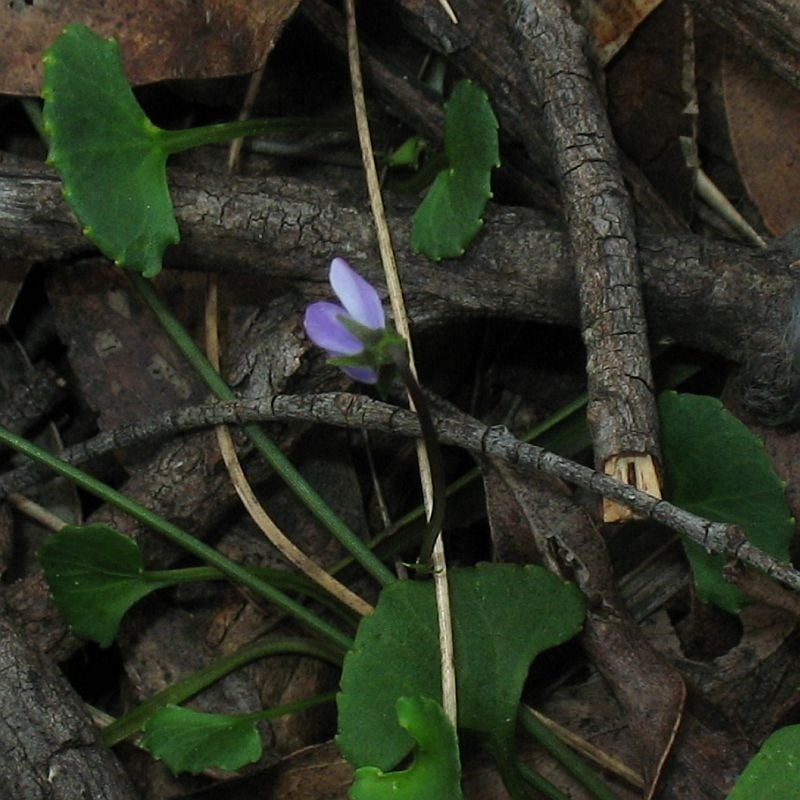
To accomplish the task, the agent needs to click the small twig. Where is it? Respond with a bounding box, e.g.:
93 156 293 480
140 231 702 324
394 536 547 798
2 393 799 595
6 492 66 532
436 0 460 25
525 706 643 789
695 169 768 249
343 0 457 726
204 275 373 618
722 562 800 618
226 50 269 173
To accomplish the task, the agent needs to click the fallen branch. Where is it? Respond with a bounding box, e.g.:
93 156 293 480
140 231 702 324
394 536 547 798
505 0 662 521
1 156 796 422
2 392 797 594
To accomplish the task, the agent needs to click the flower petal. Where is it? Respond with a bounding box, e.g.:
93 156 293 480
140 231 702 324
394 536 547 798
330 258 385 330
341 365 379 384
304 302 364 355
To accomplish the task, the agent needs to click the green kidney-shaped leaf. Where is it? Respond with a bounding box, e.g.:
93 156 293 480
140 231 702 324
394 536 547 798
659 392 794 613
726 725 800 799
337 564 585 774
141 706 262 775
38 524 170 647
350 696 463 800
410 80 499 260
42 24 179 277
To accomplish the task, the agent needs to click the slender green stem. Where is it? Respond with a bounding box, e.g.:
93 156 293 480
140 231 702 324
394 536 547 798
142 565 359 627
520 707 623 800
20 98 46 139
0 424 352 651
516 759 572 800
155 117 347 155
101 637 341 745
239 691 336 724
129 273 396 587
388 150 448 194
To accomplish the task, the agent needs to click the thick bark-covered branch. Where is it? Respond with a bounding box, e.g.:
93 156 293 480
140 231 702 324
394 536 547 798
0 611 140 800
505 0 662 521
0 156 797 421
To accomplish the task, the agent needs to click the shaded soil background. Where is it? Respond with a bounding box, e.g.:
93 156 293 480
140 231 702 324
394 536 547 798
0 1 799 798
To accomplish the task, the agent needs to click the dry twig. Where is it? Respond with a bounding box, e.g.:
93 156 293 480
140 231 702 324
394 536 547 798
342 0 457 725
3 392 798 596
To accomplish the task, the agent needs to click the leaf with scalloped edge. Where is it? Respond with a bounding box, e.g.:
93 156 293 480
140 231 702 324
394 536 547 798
410 80 499 260
337 564 585 780
42 24 180 277
659 391 794 613
349 696 463 800
38 523 170 647
41 25 306 277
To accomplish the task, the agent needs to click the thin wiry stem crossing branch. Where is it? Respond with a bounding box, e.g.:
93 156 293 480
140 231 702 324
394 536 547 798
1 392 797 594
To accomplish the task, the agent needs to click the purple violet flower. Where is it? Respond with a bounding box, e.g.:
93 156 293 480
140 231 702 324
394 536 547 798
304 258 387 384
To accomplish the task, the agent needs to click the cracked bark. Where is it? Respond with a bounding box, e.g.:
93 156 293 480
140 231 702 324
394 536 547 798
0 154 797 422
504 0 662 521
0 609 140 800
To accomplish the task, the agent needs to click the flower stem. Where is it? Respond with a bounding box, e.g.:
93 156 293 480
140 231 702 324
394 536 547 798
0 424 353 651
391 349 447 565
141 565 359 627
239 691 337 724
155 117 347 155
101 637 341 745
129 273 397 587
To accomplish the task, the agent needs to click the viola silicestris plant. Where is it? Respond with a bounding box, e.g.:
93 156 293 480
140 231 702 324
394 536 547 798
304 257 406 395
304 258 446 563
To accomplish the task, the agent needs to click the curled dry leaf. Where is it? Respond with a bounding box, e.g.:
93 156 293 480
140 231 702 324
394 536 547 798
723 43 800 235
45 262 206 436
0 0 301 96
606 0 698 219
589 0 665 65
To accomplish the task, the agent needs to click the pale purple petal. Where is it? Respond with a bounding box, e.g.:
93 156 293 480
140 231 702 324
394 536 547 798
329 258 385 330
341 365 379 384
304 302 363 355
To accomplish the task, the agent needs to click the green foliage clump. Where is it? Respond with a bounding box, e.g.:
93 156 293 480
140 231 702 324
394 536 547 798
410 80 500 260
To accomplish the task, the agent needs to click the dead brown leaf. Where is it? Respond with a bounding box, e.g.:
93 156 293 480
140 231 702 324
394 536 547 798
723 43 800 235
590 0 665 65
479 457 686 797
0 0 301 96
45 262 206 437
606 0 698 218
